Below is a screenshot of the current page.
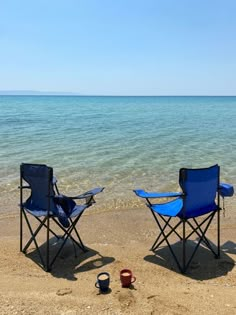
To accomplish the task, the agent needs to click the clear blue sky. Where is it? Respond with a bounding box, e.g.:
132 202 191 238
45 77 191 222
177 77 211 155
0 0 236 95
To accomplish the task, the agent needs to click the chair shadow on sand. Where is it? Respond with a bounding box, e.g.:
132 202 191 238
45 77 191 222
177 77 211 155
144 239 235 280
25 236 115 281
221 240 236 255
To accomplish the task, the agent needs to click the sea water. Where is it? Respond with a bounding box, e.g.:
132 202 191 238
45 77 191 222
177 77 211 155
0 95 235 213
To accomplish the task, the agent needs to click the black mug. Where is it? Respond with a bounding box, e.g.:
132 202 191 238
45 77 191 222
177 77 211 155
95 272 110 293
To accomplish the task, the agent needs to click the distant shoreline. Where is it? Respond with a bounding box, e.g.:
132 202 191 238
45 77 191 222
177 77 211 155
0 93 236 97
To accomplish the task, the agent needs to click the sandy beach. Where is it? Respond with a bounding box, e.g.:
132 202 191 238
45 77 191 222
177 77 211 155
0 199 235 315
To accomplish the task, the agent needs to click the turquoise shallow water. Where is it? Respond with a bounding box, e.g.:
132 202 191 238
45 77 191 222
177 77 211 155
0 95 235 213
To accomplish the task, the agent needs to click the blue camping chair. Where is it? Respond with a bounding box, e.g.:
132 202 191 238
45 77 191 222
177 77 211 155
20 163 104 271
134 165 234 273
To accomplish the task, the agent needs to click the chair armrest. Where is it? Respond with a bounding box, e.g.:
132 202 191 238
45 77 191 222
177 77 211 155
67 187 104 207
69 187 105 200
219 183 234 197
133 189 183 199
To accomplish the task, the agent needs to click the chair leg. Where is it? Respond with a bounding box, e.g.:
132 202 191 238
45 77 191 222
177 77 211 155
46 215 50 272
20 177 23 252
151 211 220 273
187 215 218 258
217 208 220 258
152 219 182 251
151 212 184 272
52 216 86 251
22 215 47 253
69 218 87 252
151 211 182 251
182 220 186 273
35 216 60 239
21 210 47 269
184 213 217 272
21 209 90 271
20 207 23 252
48 215 88 270
151 217 171 250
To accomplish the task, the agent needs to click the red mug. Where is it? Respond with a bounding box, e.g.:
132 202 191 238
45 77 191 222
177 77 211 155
120 269 136 288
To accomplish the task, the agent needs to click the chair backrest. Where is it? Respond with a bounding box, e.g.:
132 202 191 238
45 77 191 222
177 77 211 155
179 164 219 217
21 163 55 211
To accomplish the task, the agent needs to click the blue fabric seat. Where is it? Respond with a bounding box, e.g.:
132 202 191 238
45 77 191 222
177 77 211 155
20 163 104 271
149 198 183 217
134 165 234 273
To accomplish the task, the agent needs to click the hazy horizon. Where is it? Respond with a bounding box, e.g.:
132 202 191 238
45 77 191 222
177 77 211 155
0 91 236 97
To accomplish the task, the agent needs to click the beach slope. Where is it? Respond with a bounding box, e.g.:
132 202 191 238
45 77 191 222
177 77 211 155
0 208 235 315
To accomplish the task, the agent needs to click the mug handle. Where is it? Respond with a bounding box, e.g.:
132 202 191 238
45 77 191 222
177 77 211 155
95 281 100 288
131 276 136 283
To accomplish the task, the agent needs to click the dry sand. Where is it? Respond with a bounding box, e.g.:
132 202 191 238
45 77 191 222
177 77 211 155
0 203 236 315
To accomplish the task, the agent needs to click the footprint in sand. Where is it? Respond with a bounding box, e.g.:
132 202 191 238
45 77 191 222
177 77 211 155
56 288 72 296
118 290 136 309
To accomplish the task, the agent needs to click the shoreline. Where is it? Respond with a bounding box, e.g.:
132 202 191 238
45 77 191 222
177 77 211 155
1 186 235 216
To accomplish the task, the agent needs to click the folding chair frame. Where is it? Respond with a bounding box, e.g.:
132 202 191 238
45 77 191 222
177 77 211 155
19 164 95 272
134 165 222 274
147 196 220 273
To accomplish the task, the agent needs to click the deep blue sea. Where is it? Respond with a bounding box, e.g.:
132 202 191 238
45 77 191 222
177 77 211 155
0 95 235 213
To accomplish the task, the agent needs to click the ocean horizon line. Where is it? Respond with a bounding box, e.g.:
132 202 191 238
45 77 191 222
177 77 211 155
0 92 236 97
